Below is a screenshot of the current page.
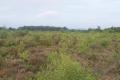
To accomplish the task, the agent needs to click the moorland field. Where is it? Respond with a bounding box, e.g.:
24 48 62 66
0 27 120 80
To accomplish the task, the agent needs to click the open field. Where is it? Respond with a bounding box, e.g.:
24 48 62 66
0 29 120 80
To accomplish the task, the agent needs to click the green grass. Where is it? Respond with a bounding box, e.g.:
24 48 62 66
0 30 120 80
36 52 97 80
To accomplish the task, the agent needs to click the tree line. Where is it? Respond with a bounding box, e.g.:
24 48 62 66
0 26 120 32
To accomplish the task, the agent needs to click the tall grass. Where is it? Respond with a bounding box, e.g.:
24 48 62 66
36 52 97 80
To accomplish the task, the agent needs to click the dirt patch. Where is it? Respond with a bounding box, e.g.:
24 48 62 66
72 47 120 80
0 46 56 80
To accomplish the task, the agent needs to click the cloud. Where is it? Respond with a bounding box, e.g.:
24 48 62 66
37 10 60 18
0 0 120 28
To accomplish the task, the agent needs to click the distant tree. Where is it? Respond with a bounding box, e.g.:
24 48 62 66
96 26 102 31
9 27 16 30
0 27 7 30
88 28 93 31
104 26 120 32
18 26 68 31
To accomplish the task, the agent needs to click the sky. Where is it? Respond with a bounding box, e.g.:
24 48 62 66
0 0 120 29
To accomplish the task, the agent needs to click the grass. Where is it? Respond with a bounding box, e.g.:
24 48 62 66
36 52 97 80
0 30 120 80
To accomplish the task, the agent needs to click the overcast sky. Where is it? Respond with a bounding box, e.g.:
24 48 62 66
0 0 120 29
